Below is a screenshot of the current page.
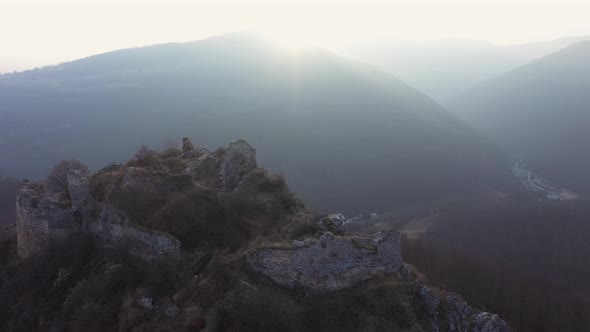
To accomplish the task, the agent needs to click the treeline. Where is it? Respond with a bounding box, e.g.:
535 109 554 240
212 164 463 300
0 177 18 225
402 198 590 332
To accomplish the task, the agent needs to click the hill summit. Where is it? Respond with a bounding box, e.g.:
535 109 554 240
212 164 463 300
5 138 509 331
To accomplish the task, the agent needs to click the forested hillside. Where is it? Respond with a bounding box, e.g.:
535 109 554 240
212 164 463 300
403 198 590 331
449 41 590 194
0 33 517 214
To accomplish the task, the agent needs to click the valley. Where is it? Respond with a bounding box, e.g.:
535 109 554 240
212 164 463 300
0 32 517 215
511 161 578 200
2 6 590 329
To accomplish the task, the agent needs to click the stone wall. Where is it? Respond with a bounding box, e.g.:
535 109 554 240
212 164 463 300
248 229 403 293
16 181 80 258
16 171 181 259
14 138 260 259
248 228 510 331
89 206 180 259
419 286 510 332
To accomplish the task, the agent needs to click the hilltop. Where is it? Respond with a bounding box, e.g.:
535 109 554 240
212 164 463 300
0 138 509 331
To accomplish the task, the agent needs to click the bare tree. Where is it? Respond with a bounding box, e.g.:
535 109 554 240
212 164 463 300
47 160 90 195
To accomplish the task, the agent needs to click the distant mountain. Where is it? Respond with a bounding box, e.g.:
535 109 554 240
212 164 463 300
449 41 590 194
341 35 590 100
0 32 517 214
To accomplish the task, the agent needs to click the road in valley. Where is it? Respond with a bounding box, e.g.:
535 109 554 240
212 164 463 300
511 161 577 200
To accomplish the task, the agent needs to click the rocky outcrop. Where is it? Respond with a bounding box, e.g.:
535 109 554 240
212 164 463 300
181 140 256 190
248 229 403 293
220 139 257 191
89 207 180 259
15 138 262 259
112 167 193 197
181 137 208 159
66 170 91 210
16 181 80 258
444 293 510 332
16 173 181 259
419 286 510 332
183 150 221 184
13 137 511 331
249 228 510 331
182 137 195 153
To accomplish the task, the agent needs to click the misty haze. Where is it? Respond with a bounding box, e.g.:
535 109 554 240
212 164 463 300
1 1 590 331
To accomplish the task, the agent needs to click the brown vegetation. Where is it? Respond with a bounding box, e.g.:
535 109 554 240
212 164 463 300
46 160 90 198
402 198 590 332
88 145 304 251
0 227 434 332
129 145 159 168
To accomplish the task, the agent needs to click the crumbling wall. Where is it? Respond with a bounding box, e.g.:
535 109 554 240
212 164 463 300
16 181 79 258
16 170 181 259
248 229 403 293
89 206 180 259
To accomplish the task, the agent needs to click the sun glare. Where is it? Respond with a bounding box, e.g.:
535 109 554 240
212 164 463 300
257 27 315 53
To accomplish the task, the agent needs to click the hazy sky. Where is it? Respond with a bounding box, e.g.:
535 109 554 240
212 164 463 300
2 0 590 72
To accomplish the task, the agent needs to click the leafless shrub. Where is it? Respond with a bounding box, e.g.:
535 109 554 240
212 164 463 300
46 160 90 195
130 145 158 167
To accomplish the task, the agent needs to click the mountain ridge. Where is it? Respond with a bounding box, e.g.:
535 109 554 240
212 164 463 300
341 35 590 100
0 32 518 214
448 41 590 193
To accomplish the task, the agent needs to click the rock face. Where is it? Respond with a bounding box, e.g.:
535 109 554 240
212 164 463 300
16 181 80 258
182 137 195 153
444 293 510 332
248 229 403 293
15 138 262 259
16 173 181 259
89 207 181 259
66 170 91 211
249 228 510 331
419 286 510 332
13 137 511 331
220 139 257 191
181 137 208 159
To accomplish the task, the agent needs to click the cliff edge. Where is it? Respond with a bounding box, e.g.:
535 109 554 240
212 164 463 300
10 138 509 331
